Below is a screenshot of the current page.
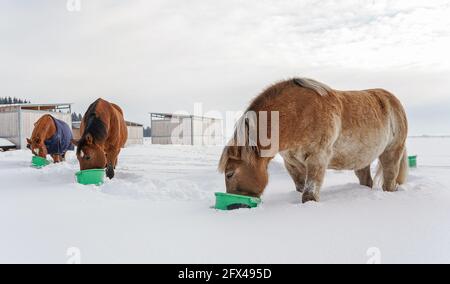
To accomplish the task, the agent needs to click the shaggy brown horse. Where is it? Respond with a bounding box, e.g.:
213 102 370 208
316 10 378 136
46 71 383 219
219 78 408 203
72 98 128 179
27 114 73 163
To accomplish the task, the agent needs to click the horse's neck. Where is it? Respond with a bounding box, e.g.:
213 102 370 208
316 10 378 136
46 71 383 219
45 122 57 140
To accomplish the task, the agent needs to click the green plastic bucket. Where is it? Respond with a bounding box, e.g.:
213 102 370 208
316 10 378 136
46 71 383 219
214 192 261 210
408 155 417 168
76 169 105 186
32 156 50 168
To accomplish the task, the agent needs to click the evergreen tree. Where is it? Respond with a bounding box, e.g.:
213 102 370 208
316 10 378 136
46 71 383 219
0 97 30 105
71 112 84 122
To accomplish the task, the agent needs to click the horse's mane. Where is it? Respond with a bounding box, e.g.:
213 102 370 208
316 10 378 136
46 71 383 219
77 99 107 154
293 77 331 96
218 113 260 173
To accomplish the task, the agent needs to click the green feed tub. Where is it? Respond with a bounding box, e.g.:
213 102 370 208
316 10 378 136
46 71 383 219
76 169 105 186
408 155 417 168
215 192 261 211
32 156 50 168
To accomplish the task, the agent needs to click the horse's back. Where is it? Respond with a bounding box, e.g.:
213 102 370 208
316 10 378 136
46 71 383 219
32 114 55 137
364 88 407 133
83 99 128 148
335 88 407 136
111 103 124 116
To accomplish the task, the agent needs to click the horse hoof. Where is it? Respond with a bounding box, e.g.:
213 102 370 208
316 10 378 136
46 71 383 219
383 187 397 193
106 168 115 179
302 191 318 203
360 180 373 189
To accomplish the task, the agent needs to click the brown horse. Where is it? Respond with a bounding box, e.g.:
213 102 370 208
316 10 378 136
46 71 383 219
72 98 128 179
27 114 74 163
219 78 408 203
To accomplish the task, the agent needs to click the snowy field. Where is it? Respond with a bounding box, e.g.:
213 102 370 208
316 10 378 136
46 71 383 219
0 137 449 264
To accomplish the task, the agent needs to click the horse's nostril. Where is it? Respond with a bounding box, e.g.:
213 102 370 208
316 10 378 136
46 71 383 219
235 187 244 194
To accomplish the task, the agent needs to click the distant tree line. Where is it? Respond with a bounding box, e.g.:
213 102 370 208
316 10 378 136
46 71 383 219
144 126 151 137
71 113 83 122
0 97 30 104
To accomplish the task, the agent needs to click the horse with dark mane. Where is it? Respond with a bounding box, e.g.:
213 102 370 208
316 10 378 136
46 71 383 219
72 98 128 179
27 114 74 163
219 78 408 203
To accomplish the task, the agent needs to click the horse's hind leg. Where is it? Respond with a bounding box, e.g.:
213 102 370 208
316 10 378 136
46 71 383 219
379 147 404 192
283 158 306 193
355 166 373 188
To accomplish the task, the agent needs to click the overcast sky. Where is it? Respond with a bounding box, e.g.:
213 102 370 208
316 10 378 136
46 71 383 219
1 0 449 135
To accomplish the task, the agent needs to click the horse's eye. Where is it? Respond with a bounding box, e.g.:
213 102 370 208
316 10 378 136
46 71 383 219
85 156 91 161
226 171 234 179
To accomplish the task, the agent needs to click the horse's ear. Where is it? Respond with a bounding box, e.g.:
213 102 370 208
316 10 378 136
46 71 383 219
86 133 93 145
71 139 79 146
26 138 32 144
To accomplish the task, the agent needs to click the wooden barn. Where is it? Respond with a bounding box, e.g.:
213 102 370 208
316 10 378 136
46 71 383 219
150 113 223 145
0 103 72 149
72 120 144 146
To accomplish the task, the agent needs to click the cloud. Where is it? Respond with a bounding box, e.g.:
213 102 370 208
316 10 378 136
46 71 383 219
0 0 449 134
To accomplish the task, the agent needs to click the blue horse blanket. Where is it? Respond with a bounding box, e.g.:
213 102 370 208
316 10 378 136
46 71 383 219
44 117 74 155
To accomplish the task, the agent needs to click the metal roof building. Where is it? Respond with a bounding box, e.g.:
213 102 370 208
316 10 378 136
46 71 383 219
150 113 223 145
0 103 72 149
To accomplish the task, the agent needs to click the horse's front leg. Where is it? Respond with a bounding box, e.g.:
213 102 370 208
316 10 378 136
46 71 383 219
105 149 120 179
302 153 329 203
51 154 62 163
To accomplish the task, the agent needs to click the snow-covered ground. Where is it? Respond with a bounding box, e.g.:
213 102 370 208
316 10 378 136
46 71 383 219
0 137 449 264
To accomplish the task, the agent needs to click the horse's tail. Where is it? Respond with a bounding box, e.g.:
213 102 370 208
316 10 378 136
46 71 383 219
375 148 408 186
396 148 408 185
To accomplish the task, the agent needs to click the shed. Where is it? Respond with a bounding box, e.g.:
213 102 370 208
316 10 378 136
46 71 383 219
125 121 144 146
72 120 143 146
0 138 16 151
0 103 72 149
150 113 223 145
